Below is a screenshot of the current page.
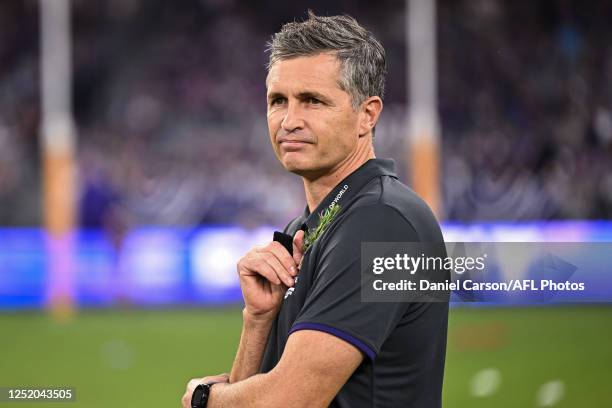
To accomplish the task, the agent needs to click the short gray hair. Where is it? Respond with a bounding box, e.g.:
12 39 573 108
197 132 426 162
266 11 386 109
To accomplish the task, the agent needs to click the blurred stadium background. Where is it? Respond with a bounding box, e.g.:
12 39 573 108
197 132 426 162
1 0 611 407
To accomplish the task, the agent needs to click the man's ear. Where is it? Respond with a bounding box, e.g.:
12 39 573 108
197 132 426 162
358 96 383 137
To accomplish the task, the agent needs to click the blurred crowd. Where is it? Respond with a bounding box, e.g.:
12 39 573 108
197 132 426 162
439 0 612 220
1 0 611 230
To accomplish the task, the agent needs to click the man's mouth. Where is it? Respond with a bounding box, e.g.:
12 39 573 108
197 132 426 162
278 138 312 151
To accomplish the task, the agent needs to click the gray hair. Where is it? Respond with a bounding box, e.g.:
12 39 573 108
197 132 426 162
266 11 386 109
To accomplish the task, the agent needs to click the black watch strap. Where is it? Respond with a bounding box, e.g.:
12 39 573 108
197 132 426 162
191 382 217 408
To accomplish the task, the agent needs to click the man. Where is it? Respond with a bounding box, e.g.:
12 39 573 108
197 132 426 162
182 11 448 408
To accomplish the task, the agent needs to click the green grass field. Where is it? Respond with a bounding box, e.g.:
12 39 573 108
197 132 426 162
1 306 611 407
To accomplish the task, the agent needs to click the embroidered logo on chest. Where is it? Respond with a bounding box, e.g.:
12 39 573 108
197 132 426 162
284 276 299 300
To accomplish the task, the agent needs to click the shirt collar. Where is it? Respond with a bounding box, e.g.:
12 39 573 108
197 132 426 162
300 158 398 232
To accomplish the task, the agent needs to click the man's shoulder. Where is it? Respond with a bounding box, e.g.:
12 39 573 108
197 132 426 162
346 175 443 242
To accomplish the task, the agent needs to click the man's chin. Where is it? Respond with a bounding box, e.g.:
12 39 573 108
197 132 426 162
283 162 310 176
281 159 326 180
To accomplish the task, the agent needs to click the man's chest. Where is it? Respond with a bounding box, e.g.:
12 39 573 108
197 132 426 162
276 249 318 335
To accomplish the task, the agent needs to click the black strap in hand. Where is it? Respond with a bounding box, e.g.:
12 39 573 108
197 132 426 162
273 231 293 256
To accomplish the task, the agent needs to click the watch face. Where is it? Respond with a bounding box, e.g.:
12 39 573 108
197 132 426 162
191 384 207 408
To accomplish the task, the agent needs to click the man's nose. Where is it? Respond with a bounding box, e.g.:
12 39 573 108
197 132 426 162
281 101 305 132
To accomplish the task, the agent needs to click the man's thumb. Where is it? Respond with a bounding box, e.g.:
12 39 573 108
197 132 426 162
293 229 305 266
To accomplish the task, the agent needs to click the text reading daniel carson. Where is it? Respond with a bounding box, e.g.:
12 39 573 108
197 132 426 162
369 253 585 293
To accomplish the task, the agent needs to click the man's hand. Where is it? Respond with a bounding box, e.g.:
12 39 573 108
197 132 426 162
181 373 229 408
293 229 305 268
237 230 305 319
180 329 363 408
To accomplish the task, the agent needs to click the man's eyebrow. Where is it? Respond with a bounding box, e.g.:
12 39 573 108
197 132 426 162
267 90 332 104
267 91 286 101
296 91 328 100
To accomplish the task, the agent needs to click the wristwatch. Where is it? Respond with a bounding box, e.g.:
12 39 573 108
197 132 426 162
191 382 217 408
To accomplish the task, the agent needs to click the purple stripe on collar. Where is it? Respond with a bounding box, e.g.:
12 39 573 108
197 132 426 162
289 322 376 361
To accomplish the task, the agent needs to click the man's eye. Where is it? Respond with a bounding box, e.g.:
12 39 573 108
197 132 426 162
270 98 286 106
306 97 321 104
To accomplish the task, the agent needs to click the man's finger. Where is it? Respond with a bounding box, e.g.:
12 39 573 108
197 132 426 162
272 281 287 298
210 373 230 383
240 254 281 285
182 374 230 408
183 379 199 408
181 392 190 408
187 378 199 391
262 252 295 287
293 229 305 266
267 241 298 277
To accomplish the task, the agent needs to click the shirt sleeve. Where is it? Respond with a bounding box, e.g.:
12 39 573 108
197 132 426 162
289 204 421 360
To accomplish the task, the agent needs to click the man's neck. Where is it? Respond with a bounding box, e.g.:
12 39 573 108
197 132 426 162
303 145 375 213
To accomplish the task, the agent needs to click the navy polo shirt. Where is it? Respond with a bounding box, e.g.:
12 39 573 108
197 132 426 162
260 158 448 407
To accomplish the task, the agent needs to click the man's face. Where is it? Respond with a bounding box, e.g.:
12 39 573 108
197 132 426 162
266 53 362 179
